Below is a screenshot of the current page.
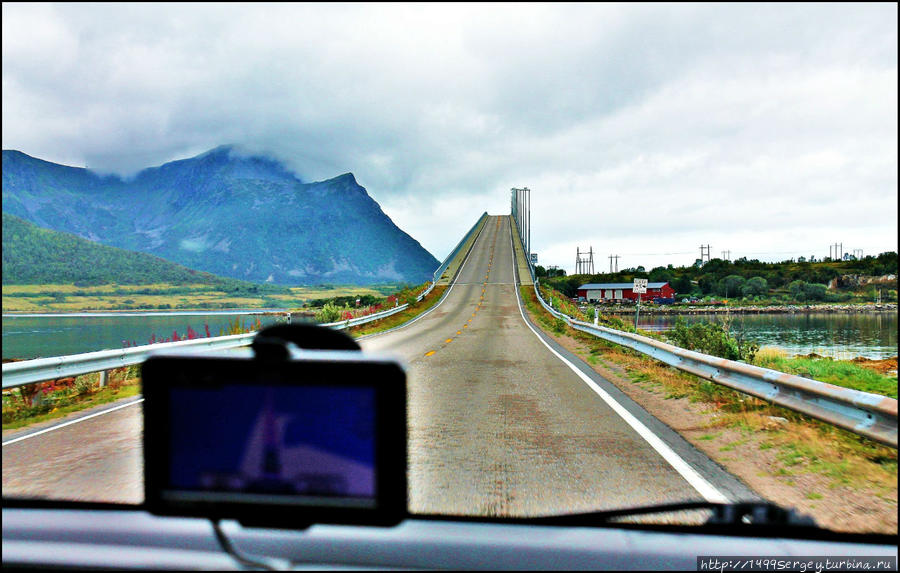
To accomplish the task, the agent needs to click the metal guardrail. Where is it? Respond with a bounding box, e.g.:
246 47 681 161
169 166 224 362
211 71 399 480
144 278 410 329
528 280 898 448
433 212 489 284
2 333 257 390
2 299 420 390
322 302 410 331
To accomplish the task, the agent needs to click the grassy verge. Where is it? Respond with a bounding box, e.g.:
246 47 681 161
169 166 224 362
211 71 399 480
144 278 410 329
519 284 897 533
436 216 488 285
349 285 448 338
3 366 141 431
754 348 897 398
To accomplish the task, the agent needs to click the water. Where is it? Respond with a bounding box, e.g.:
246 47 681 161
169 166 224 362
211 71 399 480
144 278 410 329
3 310 897 362
632 312 898 360
1 311 289 360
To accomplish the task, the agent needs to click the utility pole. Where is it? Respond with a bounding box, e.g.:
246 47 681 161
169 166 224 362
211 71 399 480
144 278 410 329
721 250 731 262
511 187 531 265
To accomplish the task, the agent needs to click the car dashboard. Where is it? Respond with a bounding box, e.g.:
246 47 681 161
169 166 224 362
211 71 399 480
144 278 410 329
3 505 897 570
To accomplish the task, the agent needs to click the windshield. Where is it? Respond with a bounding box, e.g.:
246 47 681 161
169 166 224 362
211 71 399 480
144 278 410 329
2 3 897 538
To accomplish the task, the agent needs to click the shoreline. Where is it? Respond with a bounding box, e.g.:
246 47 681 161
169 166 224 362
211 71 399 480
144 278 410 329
1 308 293 317
600 303 897 315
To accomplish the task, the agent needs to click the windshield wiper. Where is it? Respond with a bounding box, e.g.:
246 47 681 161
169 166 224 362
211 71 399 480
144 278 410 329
518 501 820 529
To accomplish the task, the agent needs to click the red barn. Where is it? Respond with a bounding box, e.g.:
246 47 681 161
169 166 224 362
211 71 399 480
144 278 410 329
577 282 675 303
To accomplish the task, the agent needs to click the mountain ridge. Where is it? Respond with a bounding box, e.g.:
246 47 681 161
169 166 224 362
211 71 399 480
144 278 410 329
2 147 439 285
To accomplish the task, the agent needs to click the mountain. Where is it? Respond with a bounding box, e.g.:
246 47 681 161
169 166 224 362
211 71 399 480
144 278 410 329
2 212 278 290
1 147 440 285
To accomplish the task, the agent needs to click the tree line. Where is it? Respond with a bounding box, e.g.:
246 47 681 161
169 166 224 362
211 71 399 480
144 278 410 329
541 252 898 300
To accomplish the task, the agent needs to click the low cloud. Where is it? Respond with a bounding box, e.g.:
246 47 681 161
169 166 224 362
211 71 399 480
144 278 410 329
2 3 896 268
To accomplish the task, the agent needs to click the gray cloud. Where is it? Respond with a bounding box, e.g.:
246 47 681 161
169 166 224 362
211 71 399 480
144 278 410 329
2 3 896 268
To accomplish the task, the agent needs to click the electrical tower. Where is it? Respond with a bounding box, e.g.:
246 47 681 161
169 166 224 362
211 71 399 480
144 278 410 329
829 242 846 261
699 245 711 265
608 254 620 273
576 247 595 275
721 250 731 261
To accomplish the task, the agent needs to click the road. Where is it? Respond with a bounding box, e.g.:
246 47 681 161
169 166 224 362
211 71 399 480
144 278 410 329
3 214 755 515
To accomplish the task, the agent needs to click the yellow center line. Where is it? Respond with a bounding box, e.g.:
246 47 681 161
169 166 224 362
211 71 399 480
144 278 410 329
457 330 462 335
425 351 436 357
445 338 453 343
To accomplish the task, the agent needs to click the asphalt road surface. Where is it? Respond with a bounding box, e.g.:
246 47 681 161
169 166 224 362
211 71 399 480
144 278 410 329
3 215 754 516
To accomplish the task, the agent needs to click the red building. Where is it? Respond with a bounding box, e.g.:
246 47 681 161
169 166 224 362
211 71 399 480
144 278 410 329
577 282 676 303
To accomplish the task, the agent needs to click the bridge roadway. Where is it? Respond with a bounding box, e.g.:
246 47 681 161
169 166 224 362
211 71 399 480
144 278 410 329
361 215 737 516
2 214 752 514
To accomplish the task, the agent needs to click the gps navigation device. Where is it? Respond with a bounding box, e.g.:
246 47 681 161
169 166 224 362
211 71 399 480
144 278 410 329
142 344 407 528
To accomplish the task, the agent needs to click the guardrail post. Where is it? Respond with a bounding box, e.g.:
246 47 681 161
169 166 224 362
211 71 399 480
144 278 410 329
594 307 599 326
99 370 109 388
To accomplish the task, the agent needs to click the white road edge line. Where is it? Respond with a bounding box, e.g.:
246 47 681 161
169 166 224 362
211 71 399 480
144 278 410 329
506 217 729 504
2 398 145 447
360 216 489 339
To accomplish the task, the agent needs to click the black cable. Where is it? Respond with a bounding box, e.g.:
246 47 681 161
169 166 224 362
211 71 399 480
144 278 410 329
211 518 291 571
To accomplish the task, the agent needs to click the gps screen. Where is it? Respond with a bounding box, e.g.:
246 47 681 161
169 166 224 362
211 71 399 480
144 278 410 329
163 383 377 508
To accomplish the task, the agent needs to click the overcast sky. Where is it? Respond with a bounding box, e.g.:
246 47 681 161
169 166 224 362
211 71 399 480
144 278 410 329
3 3 897 272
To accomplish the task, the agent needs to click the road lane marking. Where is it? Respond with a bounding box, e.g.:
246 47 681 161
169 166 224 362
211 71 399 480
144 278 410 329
2 398 145 447
507 219 729 504
360 215 490 340
425 351 436 357
445 338 453 343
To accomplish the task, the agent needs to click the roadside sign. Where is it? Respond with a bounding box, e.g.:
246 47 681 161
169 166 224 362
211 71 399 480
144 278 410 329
633 278 648 331
530 253 538 264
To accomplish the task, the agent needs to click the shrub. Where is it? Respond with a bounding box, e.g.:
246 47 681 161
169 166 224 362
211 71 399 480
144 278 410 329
75 376 95 395
315 302 344 323
665 316 759 362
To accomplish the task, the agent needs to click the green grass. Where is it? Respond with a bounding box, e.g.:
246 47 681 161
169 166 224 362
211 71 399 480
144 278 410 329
754 352 897 398
753 348 897 399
